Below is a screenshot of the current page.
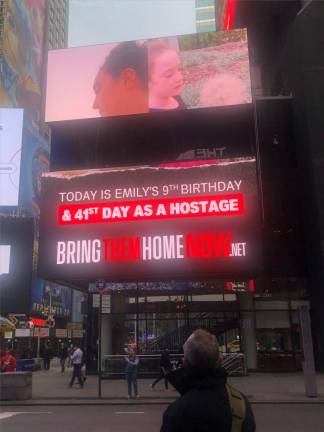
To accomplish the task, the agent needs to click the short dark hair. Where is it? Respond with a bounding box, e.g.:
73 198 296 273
102 41 148 86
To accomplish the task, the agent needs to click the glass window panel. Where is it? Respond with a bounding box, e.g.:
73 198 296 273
192 294 224 301
255 301 289 310
256 311 290 329
224 294 237 302
256 329 292 352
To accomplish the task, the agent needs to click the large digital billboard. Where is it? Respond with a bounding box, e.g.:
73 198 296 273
0 217 34 315
0 0 46 126
45 29 251 122
0 108 24 206
38 159 261 281
31 280 72 318
19 123 50 216
0 245 11 275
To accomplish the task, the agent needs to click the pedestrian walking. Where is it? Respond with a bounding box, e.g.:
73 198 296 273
69 345 84 388
67 343 74 367
43 343 53 371
59 343 68 373
125 349 139 399
160 329 256 432
81 346 87 383
151 348 172 390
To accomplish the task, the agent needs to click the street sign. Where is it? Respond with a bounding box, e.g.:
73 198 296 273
93 294 111 313
56 329 67 338
33 327 50 338
95 279 107 294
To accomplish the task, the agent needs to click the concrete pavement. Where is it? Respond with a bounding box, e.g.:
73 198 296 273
1 359 324 405
2 404 324 432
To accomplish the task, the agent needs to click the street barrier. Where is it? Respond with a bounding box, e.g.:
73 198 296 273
0 371 32 400
102 353 247 378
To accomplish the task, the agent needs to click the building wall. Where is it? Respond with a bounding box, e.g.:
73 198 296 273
196 0 216 32
47 0 69 50
284 1 324 369
0 0 70 327
0 0 47 127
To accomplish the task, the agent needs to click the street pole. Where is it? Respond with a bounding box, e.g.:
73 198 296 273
98 293 102 398
299 305 318 397
37 330 40 358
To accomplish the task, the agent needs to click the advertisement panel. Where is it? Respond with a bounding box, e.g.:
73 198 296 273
38 159 261 281
30 281 72 318
56 329 67 338
0 0 46 126
0 245 11 275
0 108 24 206
33 327 49 338
19 123 50 216
0 217 34 315
45 29 251 122
15 329 31 338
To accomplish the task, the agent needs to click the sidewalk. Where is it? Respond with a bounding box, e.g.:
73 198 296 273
2 360 324 405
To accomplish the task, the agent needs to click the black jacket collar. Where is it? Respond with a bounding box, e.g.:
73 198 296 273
166 366 228 395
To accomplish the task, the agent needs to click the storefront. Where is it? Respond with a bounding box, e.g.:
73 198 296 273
83 278 308 372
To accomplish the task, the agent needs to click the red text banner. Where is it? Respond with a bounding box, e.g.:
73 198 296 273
58 194 244 225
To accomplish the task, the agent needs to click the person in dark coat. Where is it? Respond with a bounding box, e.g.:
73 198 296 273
43 344 53 371
160 329 256 432
151 348 172 390
59 343 68 373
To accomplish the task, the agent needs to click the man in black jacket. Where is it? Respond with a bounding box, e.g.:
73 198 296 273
151 349 172 390
160 329 255 432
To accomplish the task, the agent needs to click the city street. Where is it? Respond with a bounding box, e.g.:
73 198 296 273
1 404 324 432
1 2 324 432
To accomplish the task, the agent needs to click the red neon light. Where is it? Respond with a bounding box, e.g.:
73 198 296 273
101 231 233 262
58 194 244 226
248 279 255 292
223 0 237 30
225 282 233 291
31 318 46 327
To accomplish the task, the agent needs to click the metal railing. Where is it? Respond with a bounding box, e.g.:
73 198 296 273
221 353 247 376
102 352 247 378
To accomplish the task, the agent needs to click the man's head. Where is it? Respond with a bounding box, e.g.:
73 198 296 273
183 329 220 370
93 41 148 117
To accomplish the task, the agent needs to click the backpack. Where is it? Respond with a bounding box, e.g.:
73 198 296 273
226 384 246 432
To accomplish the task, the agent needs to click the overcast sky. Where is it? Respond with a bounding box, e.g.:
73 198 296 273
68 0 197 47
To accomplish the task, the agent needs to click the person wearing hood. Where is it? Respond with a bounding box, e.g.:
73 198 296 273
160 329 255 432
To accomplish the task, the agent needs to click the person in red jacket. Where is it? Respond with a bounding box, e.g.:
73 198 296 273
0 349 16 372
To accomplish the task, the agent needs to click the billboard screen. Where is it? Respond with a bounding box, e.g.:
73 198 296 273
31 280 72 318
45 29 251 122
0 217 34 315
38 159 261 281
0 108 24 206
0 0 46 126
19 123 50 216
0 245 11 275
